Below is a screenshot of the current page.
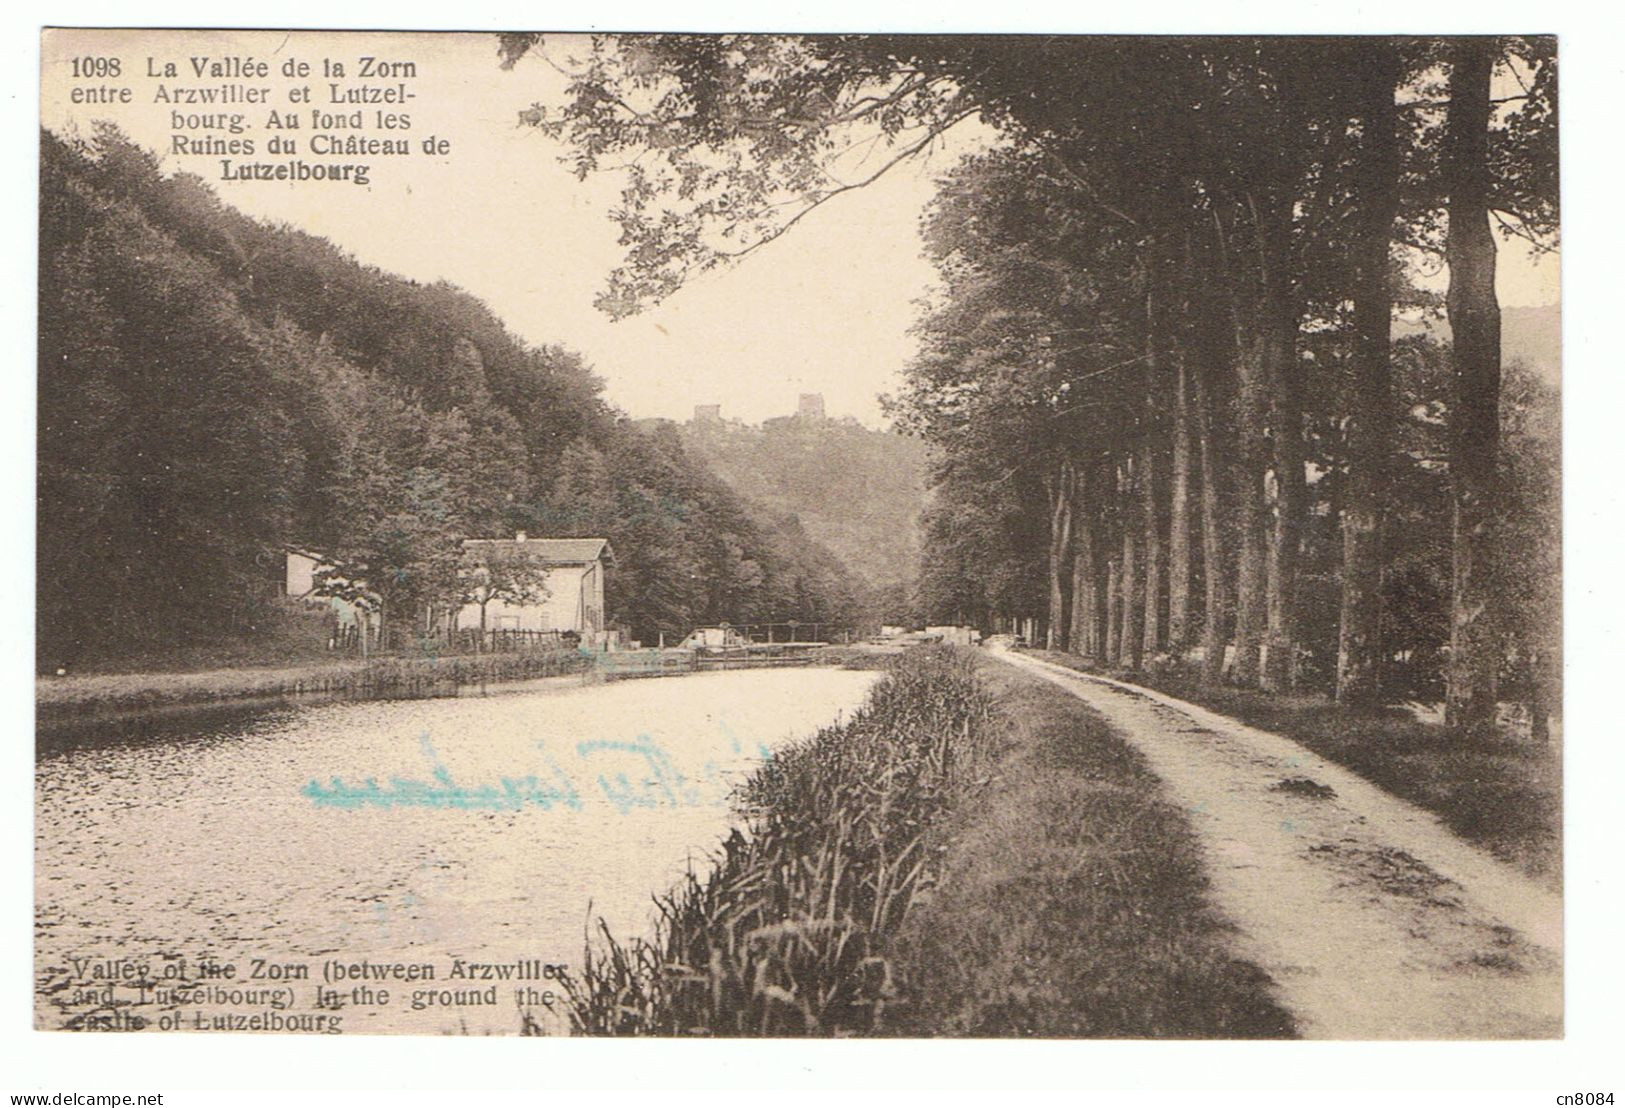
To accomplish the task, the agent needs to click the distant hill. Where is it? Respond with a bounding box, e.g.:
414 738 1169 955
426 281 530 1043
1395 303 1561 384
654 406 929 590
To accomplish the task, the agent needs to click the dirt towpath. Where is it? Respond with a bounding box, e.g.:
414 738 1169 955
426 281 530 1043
995 649 1562 1039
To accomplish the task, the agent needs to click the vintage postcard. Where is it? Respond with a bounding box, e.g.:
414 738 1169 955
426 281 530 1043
34 26 1563 1049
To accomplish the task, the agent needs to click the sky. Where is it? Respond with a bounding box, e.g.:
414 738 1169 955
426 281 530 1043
41 29 1560 428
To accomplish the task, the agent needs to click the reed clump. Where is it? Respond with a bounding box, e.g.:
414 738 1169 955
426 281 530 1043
562 645 997 1036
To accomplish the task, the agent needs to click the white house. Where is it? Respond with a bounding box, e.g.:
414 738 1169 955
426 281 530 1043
283 548 380 649
457 534 613 643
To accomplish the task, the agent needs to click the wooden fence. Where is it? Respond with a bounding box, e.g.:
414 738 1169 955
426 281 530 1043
731 622 847 644
479 628 574 653
372 627 576 655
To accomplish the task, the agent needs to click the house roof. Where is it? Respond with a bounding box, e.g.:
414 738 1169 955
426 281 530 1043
462 537 613 566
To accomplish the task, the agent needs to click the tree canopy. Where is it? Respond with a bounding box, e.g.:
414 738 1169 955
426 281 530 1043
502 34 1559 724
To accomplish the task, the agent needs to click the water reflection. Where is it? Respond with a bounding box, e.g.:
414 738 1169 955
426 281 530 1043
35 668 877 1034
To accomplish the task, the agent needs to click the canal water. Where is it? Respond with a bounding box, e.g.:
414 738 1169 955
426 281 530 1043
35 667 879 1035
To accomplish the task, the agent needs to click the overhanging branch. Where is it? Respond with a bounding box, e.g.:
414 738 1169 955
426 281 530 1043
714 108 978 262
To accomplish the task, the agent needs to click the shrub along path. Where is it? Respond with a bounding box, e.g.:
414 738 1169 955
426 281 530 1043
995 648 1562 1039
1028 650 1561 883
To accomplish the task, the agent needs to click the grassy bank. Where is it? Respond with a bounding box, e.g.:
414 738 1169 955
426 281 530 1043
560 645 1293 1037
1027 650 1561 885
563 646 996 1035
885 660 1294 1037
36 650 591 719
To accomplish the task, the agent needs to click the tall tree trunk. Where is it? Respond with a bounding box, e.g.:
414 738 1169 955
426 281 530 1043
1167 330 1194 655
1046 458 1076 650
1105 553 1121 663
1068 460 1099 656
1257 194 1304 693
1337 40 1402 707
1105 460 1122 663
1141 273 1166 661
1528 645 1554 743
1193 290 1233 688
1444 38 1504 732
1137 336 1163 659
1069 528 1095 656
1225 216 1270 688
1140 439 1162 661
1119 457 1144 669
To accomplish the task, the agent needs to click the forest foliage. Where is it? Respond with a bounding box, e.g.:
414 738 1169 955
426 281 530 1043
500 34 1560 726
38 125 863 667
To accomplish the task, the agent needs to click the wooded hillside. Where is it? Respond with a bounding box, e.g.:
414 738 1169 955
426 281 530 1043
38 125 862 667
666 411 927 593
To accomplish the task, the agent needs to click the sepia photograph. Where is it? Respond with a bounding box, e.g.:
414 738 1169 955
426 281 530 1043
30 21 1573 1063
